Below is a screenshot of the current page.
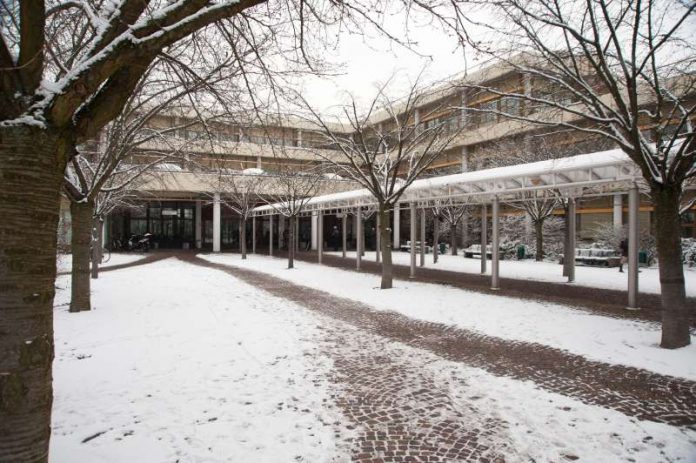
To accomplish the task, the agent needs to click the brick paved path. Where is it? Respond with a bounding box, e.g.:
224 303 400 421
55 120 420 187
188 255 696 432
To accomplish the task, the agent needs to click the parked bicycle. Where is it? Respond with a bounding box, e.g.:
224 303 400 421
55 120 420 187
90 245 111 264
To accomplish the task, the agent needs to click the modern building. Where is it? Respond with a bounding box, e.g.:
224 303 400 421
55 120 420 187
58 59 696 253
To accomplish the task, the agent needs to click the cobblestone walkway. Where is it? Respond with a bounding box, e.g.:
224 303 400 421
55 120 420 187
188 256 696 431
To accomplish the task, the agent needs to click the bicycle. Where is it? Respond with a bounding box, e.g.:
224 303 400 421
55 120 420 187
90 245 111 264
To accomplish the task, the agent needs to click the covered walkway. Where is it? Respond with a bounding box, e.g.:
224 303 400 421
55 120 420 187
249 149 672 308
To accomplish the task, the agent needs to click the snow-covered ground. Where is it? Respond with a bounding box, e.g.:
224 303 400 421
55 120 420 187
50 256 696 461
51 258 348 462
202 253 696 381
325 250 696 297
56 253 147 273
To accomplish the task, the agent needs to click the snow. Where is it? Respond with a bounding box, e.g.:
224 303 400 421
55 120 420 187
51 258 348 462
50 256 696 461
242 167 265 175
200 253 696 381
326 250 696 297
253 149 635 213
56 253 147 273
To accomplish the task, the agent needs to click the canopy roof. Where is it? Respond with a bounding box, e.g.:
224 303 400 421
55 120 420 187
251 148 649 216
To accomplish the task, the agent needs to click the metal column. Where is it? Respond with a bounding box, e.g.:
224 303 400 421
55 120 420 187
628 186 639 308
252 216 256 254
356 209 362 270
213 193 221 253
195 200 202 249
480 204 487 274
342 212 347 258
393 205 401 250
491 197 500 290
568 197 576 283
376 213 381 263
410 203 416 278
317 212 323 264
419 209 426 267
269 215 273 256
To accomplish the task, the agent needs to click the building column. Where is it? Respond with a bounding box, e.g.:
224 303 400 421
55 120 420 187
269 215 274 256
102 216 109 250
491 197 500 290
252 216 256 254
419 209 426 267
613 194 623 228
195 200 202 249
295 216 300 252
317 212 323 264
393 205 401 249
356 209 362 270
628 186 639 308
568 197 576 283
461 146 469 173
480 204 488 274
213 193 221 253
279 215 286 250
410 203 417 278
375 213 381 263
342 212 347 258
311 212 318 251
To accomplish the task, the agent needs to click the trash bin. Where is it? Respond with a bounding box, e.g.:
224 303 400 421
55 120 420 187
439 242 446 254
639 250 648 264
517 245 526 260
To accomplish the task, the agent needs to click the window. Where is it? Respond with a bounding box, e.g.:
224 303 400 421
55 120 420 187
479 100 498 124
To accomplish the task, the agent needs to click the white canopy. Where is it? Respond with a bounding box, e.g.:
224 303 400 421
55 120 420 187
251 148 644 216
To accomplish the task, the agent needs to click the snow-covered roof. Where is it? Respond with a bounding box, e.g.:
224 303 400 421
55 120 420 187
251 148 649 216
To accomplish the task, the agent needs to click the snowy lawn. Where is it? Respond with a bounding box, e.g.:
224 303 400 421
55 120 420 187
51 258 347 462
57 252 147 273
201 253 696 381
325 250 696 297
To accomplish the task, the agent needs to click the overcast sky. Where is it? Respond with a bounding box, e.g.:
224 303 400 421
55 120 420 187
292 7 478 117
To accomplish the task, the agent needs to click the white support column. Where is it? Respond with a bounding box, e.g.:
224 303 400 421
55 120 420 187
342 212 347 258
410 203 417 278
278 215 286 250
375 213 381 263
613 194 623 228
295 216 300 252
311 212 318 251
256 156 262 169
213 193 221 253
480 204 488 274
393 205 401 250
252 216 256 254
419 209 426 267
628 186 639 308
356 209 362 270
568 197 577 283
297 129 303 148
102 216 109 250
461 146 469 173
269 215 274 256
317 212 323 264
491 197 500 290
195 200 202 249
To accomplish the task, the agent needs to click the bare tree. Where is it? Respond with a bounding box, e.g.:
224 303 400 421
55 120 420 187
452 0 696 348
263 152 324 269
211 169 267 260
301 79 464 289
433 200 471 258
0 0 472 457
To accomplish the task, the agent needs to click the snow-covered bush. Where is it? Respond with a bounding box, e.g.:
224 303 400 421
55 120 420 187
683 238 696 267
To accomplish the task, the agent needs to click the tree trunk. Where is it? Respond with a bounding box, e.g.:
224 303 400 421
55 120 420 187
379 206 393 289
433 217 439 264
450 222 458 256
241 217 247 260
288 215 295 269
0 125 66 462
534 219 544 261
652 186 690 348
70 200 94 312
90 217 102 279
